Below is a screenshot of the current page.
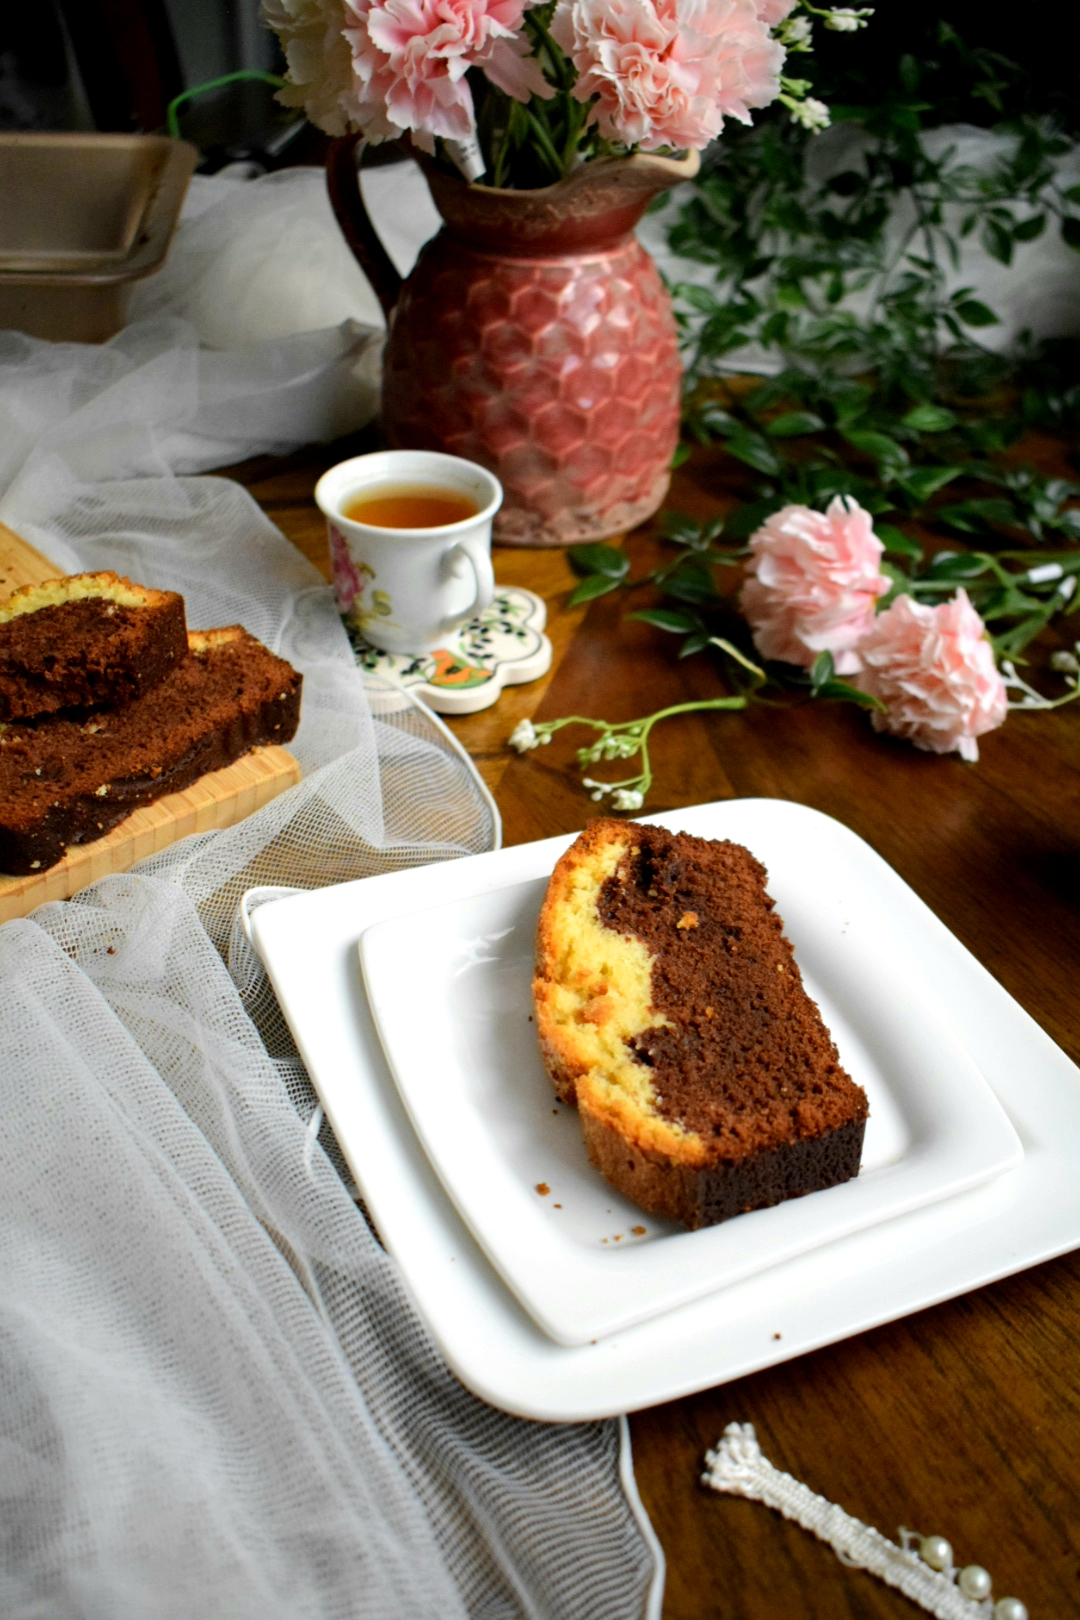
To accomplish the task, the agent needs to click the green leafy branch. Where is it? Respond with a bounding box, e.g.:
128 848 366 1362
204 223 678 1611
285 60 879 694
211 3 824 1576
665 24 1080 543
508 699 747 810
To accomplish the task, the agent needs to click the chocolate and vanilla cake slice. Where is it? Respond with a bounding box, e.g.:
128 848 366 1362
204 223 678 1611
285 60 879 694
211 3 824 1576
0 626 301 874
533 819 868 1230
0 573 188 721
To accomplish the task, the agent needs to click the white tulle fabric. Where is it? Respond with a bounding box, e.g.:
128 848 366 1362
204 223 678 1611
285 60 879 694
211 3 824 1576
0 293 658 1613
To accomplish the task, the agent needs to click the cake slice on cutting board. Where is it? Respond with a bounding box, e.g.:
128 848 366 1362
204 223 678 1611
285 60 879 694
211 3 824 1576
0 625 301 875
0 572 188 721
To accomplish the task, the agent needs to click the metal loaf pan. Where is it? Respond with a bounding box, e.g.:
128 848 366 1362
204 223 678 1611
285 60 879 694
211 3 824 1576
0 133 197 342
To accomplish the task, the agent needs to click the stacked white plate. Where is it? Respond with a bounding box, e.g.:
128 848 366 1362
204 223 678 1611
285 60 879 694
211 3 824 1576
248 800 1080 1420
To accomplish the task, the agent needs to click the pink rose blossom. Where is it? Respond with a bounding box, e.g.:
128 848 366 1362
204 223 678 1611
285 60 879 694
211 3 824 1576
854 589 1008 761
550 0 784 152
342 0 549 146
740 496 890 674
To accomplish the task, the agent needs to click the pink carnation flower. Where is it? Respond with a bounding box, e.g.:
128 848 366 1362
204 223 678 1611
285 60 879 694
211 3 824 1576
550 0 784 152
740 496 890 674
754 0 798 22
854 589 1008 762
342 0 549 146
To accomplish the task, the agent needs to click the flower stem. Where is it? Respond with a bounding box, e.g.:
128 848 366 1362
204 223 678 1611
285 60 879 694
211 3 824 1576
524 11 572 91
521 105 565 181
618 698 747 729
517 697 747 810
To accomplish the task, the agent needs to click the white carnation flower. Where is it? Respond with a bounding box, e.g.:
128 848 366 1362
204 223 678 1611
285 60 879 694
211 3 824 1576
262 0 357 135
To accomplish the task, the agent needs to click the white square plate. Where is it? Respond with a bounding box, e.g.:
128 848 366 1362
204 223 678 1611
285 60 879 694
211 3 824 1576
359 859 1021 1345
247 800 1080 1421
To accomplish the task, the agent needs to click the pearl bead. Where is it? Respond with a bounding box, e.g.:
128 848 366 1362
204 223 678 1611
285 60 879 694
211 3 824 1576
958 1565 993 1601
919 1535 953 1572
994 1600 1028 1620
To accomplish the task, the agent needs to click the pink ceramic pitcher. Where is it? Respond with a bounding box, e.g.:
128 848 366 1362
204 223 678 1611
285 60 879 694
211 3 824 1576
327 138 698 547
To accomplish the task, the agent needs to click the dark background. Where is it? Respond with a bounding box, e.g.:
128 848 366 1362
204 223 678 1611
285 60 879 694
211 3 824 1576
813 0 1080 134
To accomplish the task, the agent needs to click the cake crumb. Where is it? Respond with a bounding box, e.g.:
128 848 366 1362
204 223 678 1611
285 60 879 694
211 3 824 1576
553 1203 562 1208
676 911 699 930
631 1225 646 1235
535 1182 550 1196
773 1332 782 1340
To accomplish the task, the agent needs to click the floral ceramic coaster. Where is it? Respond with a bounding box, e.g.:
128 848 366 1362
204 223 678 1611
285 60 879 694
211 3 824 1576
344 585 552 715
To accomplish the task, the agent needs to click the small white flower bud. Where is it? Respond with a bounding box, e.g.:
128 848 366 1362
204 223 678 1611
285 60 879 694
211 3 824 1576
824 7 873 30
791 96 831 130
612 789 645 812
782 15 812 43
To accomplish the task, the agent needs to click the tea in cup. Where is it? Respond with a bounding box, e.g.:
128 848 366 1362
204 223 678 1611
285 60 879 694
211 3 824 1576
316 450 501 654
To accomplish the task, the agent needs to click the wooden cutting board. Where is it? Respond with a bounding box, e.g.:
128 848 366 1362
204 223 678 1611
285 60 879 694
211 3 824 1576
0 520 301 922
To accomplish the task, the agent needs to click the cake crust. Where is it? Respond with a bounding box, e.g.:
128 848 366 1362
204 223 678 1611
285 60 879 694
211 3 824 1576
0 572 188 721
533 819 868 1229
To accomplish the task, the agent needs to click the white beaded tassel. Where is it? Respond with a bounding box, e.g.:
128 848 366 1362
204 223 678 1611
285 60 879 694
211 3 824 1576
703 1424 1028 1620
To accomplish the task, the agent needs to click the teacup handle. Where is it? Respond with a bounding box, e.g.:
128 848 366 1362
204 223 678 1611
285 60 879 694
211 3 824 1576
444 534 495 631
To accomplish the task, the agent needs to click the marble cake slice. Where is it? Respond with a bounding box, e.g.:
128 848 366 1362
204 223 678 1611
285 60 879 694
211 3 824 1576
0 572 188 722
0 626 301 874
533 818 868 1230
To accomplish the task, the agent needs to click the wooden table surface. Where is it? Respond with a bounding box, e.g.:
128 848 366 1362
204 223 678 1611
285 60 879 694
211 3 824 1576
232 431 1080 1620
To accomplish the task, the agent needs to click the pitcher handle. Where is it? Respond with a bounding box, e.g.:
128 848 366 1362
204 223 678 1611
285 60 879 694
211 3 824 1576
326 133 403 320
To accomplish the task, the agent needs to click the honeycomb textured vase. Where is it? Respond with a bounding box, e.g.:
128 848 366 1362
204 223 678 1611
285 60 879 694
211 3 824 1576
333 147 699 548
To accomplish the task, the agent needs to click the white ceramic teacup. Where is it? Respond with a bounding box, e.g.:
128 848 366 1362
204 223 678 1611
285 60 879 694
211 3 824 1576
316 449 501 654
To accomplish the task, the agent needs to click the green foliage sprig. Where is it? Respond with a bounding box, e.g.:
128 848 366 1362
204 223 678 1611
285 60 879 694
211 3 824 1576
508 697 747 810
667 25 1080 545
